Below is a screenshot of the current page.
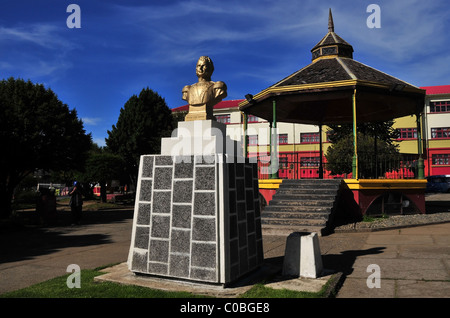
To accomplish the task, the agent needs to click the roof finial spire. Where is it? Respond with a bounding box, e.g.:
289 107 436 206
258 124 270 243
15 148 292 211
328 8 334 32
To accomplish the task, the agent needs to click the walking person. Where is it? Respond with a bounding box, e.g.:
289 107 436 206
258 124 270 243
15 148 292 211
69 181 83 225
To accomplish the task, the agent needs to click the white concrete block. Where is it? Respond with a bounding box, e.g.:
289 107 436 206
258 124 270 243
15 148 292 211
161 120 243 157
282 232 323 278
300 232 323 278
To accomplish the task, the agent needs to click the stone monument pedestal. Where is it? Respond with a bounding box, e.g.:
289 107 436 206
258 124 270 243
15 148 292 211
127 120 263 285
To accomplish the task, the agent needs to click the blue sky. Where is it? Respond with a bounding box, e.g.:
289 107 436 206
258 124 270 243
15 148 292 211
1 0 449 146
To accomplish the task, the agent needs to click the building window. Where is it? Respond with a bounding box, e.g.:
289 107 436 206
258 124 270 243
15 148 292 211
300 133 319 143
431 127 450 139
397 128 417 140
279 157 289 169
248 135 258 146
430 101 450 113
432 154 449 165
300 157 319 167
216 114 230 124
247 115 259 123
278 134 288 144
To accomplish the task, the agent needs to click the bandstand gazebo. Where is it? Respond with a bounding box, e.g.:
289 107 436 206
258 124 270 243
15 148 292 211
239 9 427 216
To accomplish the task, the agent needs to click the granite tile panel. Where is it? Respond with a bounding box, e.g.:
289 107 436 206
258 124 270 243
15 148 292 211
151 215 170 238
173 180 193 203
152 191 171 214
137 203 151 225
141 156 154 178
237 202 246 221
169 254 190 278
246 190 254 210
192 217 216 242
154 167 173 190
134 226 149 249
195 166 216 190
170 229 191 254
148 262 168 275
155 155 173 166
131 251 148 272
172 204 192 228
190 268 216 282
149 240 169 263
193 192 215 216
174 161 194 178
191 242 216 268
139 180 153 202
236 179 245 200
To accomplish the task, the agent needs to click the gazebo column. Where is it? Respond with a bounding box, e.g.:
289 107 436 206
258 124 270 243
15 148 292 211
270 99 279 179
242 112 248 158
318 124 324 179
352 89 359 179
416 113 425 179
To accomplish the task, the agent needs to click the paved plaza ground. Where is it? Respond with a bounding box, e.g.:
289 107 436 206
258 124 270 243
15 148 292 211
0 193 449 298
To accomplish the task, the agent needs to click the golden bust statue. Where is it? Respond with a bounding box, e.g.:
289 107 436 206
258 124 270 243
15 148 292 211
182 56 227 121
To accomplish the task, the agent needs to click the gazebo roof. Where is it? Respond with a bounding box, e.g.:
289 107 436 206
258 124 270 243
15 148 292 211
239 9 425 125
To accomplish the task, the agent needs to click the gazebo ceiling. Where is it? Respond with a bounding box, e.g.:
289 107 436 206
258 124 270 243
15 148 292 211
239 9 425 124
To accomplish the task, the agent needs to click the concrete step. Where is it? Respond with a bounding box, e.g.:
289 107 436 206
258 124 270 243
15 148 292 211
261 217 327 227
263 211 330 220
281 179 342 184
261 179 342 236
262 224 326 236
269 198 335 206
275 188 339 195
281 179 342 185
272 193 337 201
264 205 331 213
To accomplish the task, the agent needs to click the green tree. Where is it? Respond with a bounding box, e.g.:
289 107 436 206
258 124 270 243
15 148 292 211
106 88 175 188
80 148 127 203
325 121 401 178
0 77 92 219
327 121 399 144
325 133 400 178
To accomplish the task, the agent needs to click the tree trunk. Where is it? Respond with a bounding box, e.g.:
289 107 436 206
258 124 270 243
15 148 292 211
0 186 14 219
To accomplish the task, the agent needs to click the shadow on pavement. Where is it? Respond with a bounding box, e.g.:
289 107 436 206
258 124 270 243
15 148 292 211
322 247 386 275
0 208 134 265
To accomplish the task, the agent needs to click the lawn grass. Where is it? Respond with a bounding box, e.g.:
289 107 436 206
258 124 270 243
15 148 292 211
0 265 208 298
362 214 389 222
239 283 327 298
0 265 330 298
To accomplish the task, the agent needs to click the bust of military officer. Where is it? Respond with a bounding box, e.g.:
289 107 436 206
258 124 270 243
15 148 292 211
182 56 227 121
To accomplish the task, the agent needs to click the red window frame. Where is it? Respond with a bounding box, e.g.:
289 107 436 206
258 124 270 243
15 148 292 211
300 157 319 167
216 114 230 124
247 115 259 123
300 133 319 144
432 154 449 165
431 127 450 139
248 135 258 145
278 134 288 145
397 128 417 140
430 101 450 113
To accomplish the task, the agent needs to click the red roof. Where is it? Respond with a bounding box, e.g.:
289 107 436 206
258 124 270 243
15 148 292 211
420 85 450 95
172 99 244 112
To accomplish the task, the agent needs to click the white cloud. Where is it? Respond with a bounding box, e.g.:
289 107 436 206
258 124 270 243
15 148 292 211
0 22 79 80
93 137 106 147
82 117 102 126
113 0 324 66
336 0 449 63
0 24 76 50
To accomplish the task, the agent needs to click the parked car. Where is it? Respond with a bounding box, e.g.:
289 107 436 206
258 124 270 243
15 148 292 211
426 175 450 193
